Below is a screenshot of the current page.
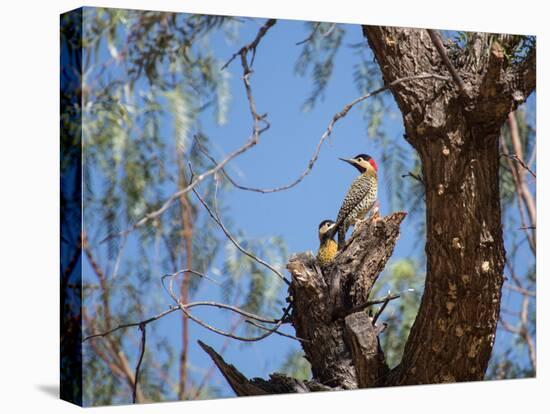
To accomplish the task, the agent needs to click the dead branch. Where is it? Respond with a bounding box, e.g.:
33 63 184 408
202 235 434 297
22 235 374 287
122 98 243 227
198 341 337 395
344 311 389 387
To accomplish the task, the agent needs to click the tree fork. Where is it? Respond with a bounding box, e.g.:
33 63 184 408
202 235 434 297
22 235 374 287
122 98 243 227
200 212 406 392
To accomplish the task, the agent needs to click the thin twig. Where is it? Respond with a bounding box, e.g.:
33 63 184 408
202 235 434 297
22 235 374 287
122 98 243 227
161 268 221 299
321 23 337 38
519 295 536 370
99 132 261 243
190 182 291 285
161 267 284 324
401 171 424 184
503 283 536 298
296 22 321 45
372 296 392 326
177 302 291 342
499 317 520 334
244 320 307 342
508 112 536 227
200 73 450 194
500 153 536 178
186 302 281 324
101 19 275 244
221 18 277 70
527 142 536 169
84 298 288 343
427 29 469 97
500 131 536 254
83 307 179 342
132 324 146 404
346 292 403 317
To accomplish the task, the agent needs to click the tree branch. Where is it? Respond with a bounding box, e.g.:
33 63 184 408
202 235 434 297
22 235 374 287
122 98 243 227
132 324 146 404
198 340 337 395
101 18 275 244
344 311 388 387
198 74 448 194
295 22 320 45
221 19 277 70
191 183 291 285
427 29 469 98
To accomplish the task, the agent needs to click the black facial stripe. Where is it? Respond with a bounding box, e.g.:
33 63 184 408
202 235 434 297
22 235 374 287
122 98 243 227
318 220 335 229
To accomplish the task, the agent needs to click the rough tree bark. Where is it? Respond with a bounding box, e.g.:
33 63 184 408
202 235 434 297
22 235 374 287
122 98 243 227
362 26 535 385
200 27 535 393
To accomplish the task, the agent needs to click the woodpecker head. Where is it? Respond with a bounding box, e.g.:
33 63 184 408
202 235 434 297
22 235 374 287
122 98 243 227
339 154 377 175
318 219 336 242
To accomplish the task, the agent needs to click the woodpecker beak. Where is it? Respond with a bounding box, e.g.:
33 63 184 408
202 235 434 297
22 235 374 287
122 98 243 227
339 157 357 166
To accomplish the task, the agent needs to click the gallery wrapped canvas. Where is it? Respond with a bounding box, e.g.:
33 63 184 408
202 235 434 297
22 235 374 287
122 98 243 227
60 6 536 407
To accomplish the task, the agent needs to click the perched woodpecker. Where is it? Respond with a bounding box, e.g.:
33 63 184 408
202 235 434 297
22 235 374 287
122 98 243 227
334 154 378 248
316 219 338 267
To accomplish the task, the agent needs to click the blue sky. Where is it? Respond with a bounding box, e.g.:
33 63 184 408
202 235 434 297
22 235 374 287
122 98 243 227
81 11 535 401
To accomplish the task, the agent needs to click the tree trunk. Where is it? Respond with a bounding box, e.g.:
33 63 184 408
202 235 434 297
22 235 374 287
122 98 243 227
362 26 535 384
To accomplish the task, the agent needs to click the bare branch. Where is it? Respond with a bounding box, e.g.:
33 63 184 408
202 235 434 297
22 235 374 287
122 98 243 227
191 183 291 285
83 307 180 342
401 171 424 184
519 296 536 370
500 153 536 178
503 283 535 298
344 311 388 387
500 120 536 254
185 301 281 324
221 18 277 70
295 22 320 45
200 73 449 194
101 19 275 244
427 29 470 98
84 294 291 346
244 320 306 342
499 317 520 334
198 340 336 395
372 294 393 326
161 268 221 303
132 324 146 404
345 291 404 317
177 302 291 342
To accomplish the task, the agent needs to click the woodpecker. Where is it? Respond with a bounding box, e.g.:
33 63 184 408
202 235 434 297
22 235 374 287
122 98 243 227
316 219 338 267
334 154 378 248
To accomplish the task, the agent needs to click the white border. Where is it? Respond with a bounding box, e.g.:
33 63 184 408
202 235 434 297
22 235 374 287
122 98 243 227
0 1 545 413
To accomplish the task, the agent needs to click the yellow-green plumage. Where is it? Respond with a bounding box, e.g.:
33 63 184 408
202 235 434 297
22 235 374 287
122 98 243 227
317 219 338 267
317 239 338 267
